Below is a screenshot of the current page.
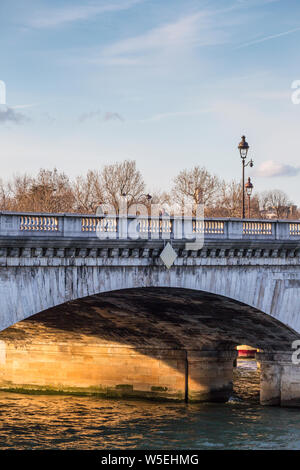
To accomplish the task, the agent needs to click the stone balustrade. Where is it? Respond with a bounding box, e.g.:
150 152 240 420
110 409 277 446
0 212 298 241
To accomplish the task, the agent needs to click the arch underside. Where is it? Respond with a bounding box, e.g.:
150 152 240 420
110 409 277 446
1 263 300 336
2 287 298 352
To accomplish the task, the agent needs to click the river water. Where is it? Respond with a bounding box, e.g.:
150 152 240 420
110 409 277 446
0 359 300 450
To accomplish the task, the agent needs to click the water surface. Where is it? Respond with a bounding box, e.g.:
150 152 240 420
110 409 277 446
0 359 299 450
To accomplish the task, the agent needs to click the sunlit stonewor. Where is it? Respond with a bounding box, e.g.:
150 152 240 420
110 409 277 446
159 242 177 269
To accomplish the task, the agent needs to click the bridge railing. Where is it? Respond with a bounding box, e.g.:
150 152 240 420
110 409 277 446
0 212 299 241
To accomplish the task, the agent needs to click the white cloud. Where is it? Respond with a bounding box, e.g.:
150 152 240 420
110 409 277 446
96 11 228 65
0 105 29 124
78 110 124 122
64 1 284 66
102 13 204 55
255 160 300 177
29 0 143 28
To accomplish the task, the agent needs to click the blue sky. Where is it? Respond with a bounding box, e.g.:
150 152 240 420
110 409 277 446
0 0 300 203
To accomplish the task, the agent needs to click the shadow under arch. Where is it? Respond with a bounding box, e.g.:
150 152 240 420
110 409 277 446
1 287 299 403
9 286 299 352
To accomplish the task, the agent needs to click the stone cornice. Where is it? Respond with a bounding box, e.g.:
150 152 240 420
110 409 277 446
0 240 299 267
0 236 299 250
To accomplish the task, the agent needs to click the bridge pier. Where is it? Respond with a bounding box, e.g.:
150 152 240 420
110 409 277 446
187 350 237 402
0 326 237 403
257 352 300 407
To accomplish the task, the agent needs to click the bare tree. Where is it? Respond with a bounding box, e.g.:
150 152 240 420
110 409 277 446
0 162 297 219
149 190 171 206
211 180 242 217
259 190 292 219
9 169 74 213
7 174 33 212
172 166 221 208
101 160 145 212
0 178 13 210
73 170 104 213
206 179 261 218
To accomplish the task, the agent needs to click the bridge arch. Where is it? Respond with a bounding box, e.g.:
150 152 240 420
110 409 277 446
1 282 300 406
1 263 300 335
15 285 299 352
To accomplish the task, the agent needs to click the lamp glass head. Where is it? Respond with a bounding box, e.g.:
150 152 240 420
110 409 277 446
245 177 253 196
238 135 249 159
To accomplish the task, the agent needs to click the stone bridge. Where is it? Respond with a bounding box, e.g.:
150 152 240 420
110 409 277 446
0 212 300 406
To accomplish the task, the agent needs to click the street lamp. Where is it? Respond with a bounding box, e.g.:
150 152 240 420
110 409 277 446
245 177 253 219
238 135 254 219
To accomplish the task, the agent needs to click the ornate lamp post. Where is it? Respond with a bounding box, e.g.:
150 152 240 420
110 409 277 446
245 177 253 219
238 135 254 219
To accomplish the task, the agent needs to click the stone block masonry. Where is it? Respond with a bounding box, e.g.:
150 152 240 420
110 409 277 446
257 352 300 407
0 299 238 403
0 341 187 400
0 339 237 402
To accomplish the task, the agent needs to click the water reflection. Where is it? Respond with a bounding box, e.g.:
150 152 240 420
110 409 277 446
233 358 260 402
0 359 300 449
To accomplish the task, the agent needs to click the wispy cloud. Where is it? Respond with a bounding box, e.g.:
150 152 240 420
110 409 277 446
94 11 228 65
102 13 204 55
235 26 300 49
11 103 39 110
78 109 124 122
28 0 144 29
0 106 29 124
255 160 300 177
